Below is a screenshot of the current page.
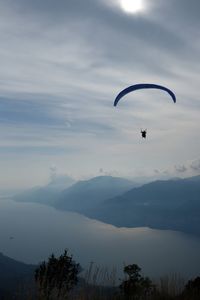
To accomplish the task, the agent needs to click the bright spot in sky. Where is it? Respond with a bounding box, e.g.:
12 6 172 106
120 0 144 13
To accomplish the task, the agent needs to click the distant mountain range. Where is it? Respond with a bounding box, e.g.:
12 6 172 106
14 175 75 205
13 174 200 236
84 175 200 236
14 175 136 209
0 252 35 297
55 176 136 213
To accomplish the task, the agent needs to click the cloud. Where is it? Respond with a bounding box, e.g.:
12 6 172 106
99 168 104 174
190 159 200 171
49 164 57 181
174 158 200 174
0 0 200 188
159 158 200 178
175 165 187 173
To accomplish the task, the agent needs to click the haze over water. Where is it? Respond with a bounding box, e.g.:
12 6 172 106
1 198 199 279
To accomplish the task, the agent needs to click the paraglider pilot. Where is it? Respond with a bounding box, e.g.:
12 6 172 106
141 129 147 138
114 83 176 141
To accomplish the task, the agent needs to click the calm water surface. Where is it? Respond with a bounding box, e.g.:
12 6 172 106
0 198 200 279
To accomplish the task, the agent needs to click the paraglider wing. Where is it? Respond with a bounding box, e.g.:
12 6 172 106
114 83 176 106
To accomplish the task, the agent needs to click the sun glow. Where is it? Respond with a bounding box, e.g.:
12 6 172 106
120 0 144 13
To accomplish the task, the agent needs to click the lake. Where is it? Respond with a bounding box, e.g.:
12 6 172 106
0 198 200 280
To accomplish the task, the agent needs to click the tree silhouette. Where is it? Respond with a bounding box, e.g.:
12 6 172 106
35 250 81 300
119 264 155 299
182 276 200 299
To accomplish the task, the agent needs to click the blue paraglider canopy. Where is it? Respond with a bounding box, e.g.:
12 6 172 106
114 83 176 106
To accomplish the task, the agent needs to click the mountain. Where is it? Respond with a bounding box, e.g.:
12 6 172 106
0 252 35 297
55 176 137 213
14 175 75 206
84 175 200 236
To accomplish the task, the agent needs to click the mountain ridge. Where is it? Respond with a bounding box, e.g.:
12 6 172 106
0 252 36 296
55 175 137 213
83 175 200 236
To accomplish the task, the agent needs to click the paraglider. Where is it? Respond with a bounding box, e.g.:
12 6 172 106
114 83 176 138
114 83 176 106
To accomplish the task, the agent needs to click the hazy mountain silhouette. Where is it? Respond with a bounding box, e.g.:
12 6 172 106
0 252 35 296
83 175 200 236
55 176 137 213
14 175 75 206
13 174 200 236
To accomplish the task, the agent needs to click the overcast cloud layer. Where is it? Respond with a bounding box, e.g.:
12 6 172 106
0 0 200 188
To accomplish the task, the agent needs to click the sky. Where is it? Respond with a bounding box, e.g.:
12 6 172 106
0 0 200 189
